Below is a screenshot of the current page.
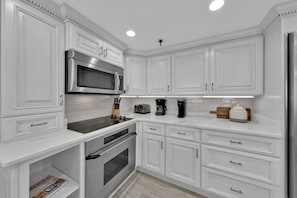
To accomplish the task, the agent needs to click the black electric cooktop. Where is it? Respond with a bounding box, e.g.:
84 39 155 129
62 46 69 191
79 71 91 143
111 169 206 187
67 115 132 134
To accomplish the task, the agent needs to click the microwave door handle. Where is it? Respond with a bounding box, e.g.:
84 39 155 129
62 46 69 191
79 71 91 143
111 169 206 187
115 72 120 92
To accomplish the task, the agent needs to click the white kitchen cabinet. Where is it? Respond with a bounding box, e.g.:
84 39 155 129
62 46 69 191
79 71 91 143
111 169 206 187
125 56 146 95
147 55 171 95
66 23 104 58
66 22 123 67
103 42 123 67
1 0 65 118
210 37 263 95
202 168 280 198
172 48 209 95
0 0 65 142
166 137 200 187
143 133 165 174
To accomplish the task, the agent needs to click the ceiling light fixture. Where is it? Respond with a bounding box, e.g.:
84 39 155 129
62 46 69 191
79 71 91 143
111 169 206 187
126 30 136 37
209 0 224 11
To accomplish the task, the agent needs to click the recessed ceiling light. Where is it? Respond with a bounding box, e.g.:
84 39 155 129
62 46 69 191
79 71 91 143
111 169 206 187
209 0 224 11
126 30 136 37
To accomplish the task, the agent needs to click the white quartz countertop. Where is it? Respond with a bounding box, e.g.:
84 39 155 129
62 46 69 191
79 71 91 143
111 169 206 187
0 113 282 168
124 113 282 139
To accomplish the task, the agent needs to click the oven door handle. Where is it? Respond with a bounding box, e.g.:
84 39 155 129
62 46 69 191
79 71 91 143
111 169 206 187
86 133 136 160
86 154 101 160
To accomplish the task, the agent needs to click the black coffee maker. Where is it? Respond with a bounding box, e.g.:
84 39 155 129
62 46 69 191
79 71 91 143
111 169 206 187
155 99 167 115
177 99 186 118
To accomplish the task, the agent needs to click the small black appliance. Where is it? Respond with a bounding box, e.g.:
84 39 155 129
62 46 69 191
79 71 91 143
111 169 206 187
177 99 186 118
155 99 167 115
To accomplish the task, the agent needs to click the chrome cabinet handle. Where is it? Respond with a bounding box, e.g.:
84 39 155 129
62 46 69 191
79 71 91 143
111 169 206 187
31 122 48 127
196 148 199 158
161 141 163 150
230 187 243 194
211 82 214 91
205 83 208 91
104 49 107 57
167 85 170 92
230 160 243 166
177 132 186 135
126 85 129 92
59 94 63 106
230 140 242 145
99 47 104 55
149 128 157 131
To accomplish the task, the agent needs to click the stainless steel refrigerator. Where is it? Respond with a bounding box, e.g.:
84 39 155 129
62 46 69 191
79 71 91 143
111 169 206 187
288 32 297 198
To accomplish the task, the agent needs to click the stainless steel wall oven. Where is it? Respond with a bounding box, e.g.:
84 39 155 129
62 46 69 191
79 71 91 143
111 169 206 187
85 124 136 198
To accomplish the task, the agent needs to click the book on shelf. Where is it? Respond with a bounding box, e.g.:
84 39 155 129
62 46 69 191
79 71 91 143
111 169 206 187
29 175 67 198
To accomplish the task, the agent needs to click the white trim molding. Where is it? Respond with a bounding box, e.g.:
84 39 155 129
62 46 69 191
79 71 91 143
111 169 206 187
60 3 128 51
21 0 63 21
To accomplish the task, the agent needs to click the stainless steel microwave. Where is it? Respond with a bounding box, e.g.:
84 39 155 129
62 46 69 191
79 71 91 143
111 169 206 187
66 50 124 95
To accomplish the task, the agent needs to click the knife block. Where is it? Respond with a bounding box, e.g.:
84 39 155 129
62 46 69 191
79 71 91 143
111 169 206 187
112 104 120 116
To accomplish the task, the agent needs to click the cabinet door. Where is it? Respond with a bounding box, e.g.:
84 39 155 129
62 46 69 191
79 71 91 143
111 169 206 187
166 138 200 186
147 56 171 95
2 0 64 117
66 23 104 58
172 49 209 95
143 133 165 174
125 56 146 95
103 42 123 67
210 37 263 95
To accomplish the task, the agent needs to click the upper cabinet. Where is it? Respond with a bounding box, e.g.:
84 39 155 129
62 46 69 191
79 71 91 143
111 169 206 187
126 36 263 96
66 23 103 58
147 56 171 95
1 0 64 117
210 37 263 95
66 23 123 67
125 56 146 95
171 48 209 95
0 0 65 141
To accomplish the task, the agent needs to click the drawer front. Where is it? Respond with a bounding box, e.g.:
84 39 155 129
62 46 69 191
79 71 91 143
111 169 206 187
1 113 64 141
143 122 165 136
166 125 200 142
202 168 280 198
202 130 281 157
202 145 280 186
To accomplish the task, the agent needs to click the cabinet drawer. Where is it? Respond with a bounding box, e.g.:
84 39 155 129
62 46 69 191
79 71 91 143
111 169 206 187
166 125 200 142
143 122 165 136
202 145 280 186
201 130 281 157
202 168 280 198
1 113 64 141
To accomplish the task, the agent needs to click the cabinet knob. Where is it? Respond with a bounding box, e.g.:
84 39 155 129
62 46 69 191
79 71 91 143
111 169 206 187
104 49 108 57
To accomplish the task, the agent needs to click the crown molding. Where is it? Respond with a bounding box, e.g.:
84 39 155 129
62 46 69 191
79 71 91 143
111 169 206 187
125 27 262 57
59 3 128 51
21 0 63 21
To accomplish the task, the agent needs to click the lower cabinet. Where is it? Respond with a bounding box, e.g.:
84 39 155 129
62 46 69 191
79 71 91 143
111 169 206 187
202 168 280 198
143 133 165 174
166 137 200 187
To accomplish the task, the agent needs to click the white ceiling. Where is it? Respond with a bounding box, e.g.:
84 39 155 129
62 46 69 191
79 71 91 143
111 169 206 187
52 0 292 51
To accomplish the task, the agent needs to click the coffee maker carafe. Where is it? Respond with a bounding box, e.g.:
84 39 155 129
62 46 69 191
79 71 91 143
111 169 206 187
155 99 167 115
177 99 186 118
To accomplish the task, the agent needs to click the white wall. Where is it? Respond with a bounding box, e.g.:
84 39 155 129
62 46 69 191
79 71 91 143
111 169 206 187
253 19 283 127
122 97 253 117
65 94 131 123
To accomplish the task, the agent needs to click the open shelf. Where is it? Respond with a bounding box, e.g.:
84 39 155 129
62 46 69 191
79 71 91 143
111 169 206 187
30 166 79 198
